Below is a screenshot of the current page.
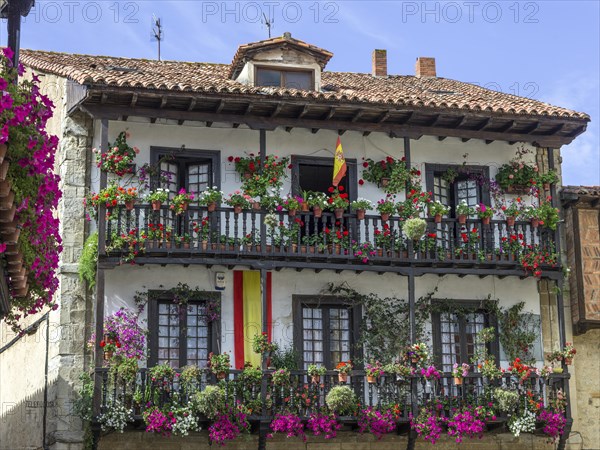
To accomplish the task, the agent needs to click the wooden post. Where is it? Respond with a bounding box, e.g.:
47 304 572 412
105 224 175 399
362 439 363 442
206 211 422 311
92 268 106 418
259 129 267 250
97 119 109 256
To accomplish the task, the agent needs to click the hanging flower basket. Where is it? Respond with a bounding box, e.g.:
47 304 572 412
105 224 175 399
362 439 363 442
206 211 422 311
334 208 345 219
151 200 162 211
313 206 323 218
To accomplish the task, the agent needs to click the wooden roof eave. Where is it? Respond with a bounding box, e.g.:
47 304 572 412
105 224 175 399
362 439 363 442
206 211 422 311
74 86 589 146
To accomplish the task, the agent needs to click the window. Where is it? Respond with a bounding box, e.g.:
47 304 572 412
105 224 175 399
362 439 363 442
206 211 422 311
431 302 498 373
256 67 313 90
291 156 357 200
148 293 220 368
293 296 361 370
425 164 490 218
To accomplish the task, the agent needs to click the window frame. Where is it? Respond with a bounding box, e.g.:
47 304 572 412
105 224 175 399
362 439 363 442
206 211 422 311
290 155 358 202
147 290 221 368
430 300 499 370
292 295 362 369
150 147 221 193
425 164 491 217
254 65 315 90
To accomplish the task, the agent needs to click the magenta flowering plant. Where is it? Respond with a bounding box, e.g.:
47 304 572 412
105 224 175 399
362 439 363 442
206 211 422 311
445 406 495 443
365 360 385 378
306 413 341 439
451 363 470 379
0 47 62 331
94 131 139 176
143 407 176 437
358 407 397 439
420 365 441 381
170 188 195 214
209 409 250 446
538 408 566 443
88 308 147 360
268 413 306 441
410 407 443 444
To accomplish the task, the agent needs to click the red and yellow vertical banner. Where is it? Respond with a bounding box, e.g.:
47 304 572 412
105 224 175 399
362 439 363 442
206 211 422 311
332 136 347 187
233 271 272 368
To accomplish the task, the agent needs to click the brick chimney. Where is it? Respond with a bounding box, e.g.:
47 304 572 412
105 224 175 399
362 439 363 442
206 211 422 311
415 57 436 77
372 49 387 77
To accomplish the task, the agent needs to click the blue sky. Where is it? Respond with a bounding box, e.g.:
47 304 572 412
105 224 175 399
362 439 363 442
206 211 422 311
8 0 600 185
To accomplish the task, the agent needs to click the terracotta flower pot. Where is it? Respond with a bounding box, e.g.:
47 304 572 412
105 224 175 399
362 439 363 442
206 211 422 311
313 206 323 218
380 213 390 222
482 217 491 225
506 216 516 227
288 209 297 217
531 218 539 228
0 144 7 165
458 214 467 224
252 201 261 211
233 205 243 214
301 203 310 212
334 208 345 219
381 178 390 188
311 375 321 384
0 180 12 197
434 213 442 223
543 183 551 191
454 377 463 385
217 371 227 380
243 172 252 179
124 200 135 211
181 203 188 212
103 351 114 361
565 358 572 366
338 373 348 383
12 284 29 298
356 209 366 220
0 205 16 223
151 200 162 211
367 375 377 384
0 190 14 209
207 202 217 212
0 160 9 181
201 240 208 251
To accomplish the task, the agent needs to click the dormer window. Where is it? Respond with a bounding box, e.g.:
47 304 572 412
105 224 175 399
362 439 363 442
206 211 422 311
255 67 313 90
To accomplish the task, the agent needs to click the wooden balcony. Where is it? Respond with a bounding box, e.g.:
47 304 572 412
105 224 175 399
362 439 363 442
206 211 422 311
98 204 560 278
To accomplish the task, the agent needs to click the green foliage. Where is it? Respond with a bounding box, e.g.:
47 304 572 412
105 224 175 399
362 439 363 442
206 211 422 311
271 345 300 370
403 217 427 241
74 372 94 422
193 385 226 419
497 302 539 364
325 386 358 416
79 232 98 289
110 356 138 385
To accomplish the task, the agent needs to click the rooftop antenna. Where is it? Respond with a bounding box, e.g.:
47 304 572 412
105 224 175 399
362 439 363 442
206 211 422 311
261 12 273 38
151 15 163 61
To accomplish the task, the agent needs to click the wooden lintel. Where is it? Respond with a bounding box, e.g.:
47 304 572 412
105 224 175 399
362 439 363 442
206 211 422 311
206 121 213 127
452 116 468 128
547 123 565 135
271 104 283 118
245 103 253 115
351 109 364 123
232 123 240 128
160 97 168 108
428 114 441 127
462 138 470 143
311 128 319 134
398 111 414 125
363 131 371 137
177 120 185 126
130 93 138 108
188 98 197 111
485 140 494 145
497 120 515 132
524 122 541 134
285 127 293 133
438 136 447 141
569 125 586 137
324 107 337 120
80 104 582 147
215 99 224 113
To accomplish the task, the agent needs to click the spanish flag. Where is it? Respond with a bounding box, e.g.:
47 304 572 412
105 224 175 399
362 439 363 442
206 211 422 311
332 136 347 187
233 271 272 368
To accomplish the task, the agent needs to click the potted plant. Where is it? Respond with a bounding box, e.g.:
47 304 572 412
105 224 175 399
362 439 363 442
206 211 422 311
383 363 413 383
350 198 372 220
198 186 223 212
538 201 560 230
148 363 175 390
94 131 139 177
281 195 301 216
403 217 427 241
495 146 538 192
308 192 328 218
307 364 327 384
451 362 470 385
325 385 357 416
501 198 524 227
562 342 576 365
327 186 349 219
271 368 291 386
224 191 251 214
208 352 231 379
232 154 260 177
428 201 450 223
175 232 191 249
252 332 278 356
365 360 384 383
335 360 353 382
170 188 194 215
405 342 429 366
536 169 559 191
456 200 474 224
99 332 121 360
376 196 396 221
119 187 139 211
146 188 169 211
300 190 312 212
474 203 494 225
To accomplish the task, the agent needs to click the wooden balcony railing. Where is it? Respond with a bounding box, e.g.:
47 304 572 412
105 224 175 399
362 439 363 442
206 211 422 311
95 367 569 426
99 204 559 273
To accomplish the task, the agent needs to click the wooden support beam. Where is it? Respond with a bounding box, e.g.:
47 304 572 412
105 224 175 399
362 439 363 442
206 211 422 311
311 128 319 134
462 138 470 143
398 111 414 125
363 131 371 137
547 123 565 135
285 126 293 133
324 107 336 120
214 99 224 113
177 120 185 125
452 116 468 128
474 118 491 131
206 121 213 127
160 97 168 108
130 93 138 108
298 105 310 118
271 104 283 118
524 122 540 134
150 118 157 124
438 136 447 141
569 125 586 137
351 109 364 123
338 129 347 136
485 140 494 145
232 123 240 128
245 103 253 115
497 120 515 132
427 114 441 127
187 98 197 111
377 111 391 123
100 93 108 104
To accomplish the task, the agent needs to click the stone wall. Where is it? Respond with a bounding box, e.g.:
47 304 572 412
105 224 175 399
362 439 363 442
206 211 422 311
573 329 600 449
98 430 556 450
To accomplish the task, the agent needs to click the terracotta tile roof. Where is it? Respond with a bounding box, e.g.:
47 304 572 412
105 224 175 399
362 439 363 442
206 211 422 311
562 186 600 197
20 49 589 120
